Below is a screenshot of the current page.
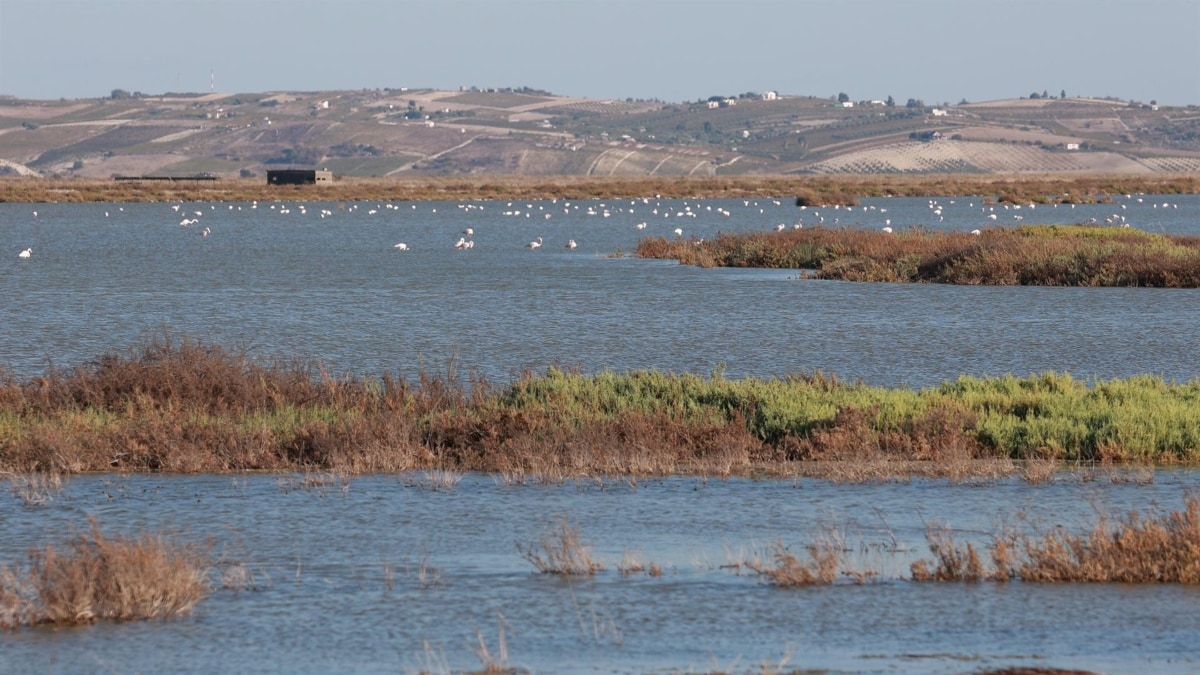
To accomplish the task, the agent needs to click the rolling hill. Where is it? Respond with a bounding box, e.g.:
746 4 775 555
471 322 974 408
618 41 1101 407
1 88 1197 178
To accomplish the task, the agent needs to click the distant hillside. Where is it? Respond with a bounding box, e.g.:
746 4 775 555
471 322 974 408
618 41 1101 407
1 89 1198 178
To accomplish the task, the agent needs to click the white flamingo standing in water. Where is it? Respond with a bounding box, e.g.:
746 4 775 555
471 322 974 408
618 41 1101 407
394 242 409 250
527 237 543 250
566 239 577 250
18 247 32 258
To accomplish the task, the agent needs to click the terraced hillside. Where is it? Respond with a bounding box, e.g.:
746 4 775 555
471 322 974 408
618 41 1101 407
0 88 1196 178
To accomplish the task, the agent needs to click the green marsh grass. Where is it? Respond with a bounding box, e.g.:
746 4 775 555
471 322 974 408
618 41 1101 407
637 224 1200 287
4 336 1200 478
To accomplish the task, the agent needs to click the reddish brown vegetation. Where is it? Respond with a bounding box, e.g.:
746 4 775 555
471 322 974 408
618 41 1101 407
638 225 1200 287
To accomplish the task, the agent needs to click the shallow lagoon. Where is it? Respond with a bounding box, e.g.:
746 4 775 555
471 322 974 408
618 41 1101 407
3 473 1200 674
2 194 1200 673
1 194 1198 386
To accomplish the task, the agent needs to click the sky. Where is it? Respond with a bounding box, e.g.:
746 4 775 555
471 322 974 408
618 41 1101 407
1 0 1197 105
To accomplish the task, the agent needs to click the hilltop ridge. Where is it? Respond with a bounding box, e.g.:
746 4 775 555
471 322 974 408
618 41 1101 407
1 88 1198 179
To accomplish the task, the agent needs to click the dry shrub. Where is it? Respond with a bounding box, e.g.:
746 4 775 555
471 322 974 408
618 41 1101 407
0 520 211 628
517 518 604 576
746 528 844 586
1019 496 1200 583
5 471 64 506
911 498 1200 584
1021 458 1061 484
910 525 986 582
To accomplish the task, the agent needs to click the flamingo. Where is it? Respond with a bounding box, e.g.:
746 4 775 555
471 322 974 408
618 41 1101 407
566 239 577 250
881 226 893 233
18 247 32 258
970 229 982 236
673 228 683 236
527 237 543 250
394 243 409 250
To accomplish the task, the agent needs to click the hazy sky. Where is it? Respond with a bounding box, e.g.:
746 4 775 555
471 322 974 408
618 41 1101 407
2 0 1197 105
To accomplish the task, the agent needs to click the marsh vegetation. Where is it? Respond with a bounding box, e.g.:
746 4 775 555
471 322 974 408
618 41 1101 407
637 224 1200 287
1 174 1197 205
3 336 1199 479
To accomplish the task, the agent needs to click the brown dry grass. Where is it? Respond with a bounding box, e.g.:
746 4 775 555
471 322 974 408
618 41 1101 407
0 520 210 628
517 518 605 576
744 526 845 586
1 173 1196 205
911 496 1200 583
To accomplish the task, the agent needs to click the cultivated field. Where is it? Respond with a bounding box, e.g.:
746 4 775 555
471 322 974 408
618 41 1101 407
3 90 1196 178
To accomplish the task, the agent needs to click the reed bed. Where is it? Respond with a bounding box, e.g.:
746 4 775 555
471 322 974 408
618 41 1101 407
911 496 1200 583
3 336 1200 478
637 224 1200 287
0 520 211 628
2 174 1196 205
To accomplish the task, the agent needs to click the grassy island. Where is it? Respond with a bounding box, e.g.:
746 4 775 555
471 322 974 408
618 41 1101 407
637 224 1200 287
3 337 1199 479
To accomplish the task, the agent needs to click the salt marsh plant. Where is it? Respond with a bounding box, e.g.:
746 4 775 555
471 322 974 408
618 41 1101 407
517 519 605 576
744 537 843 586
0 520 211 628
910 496 1200 583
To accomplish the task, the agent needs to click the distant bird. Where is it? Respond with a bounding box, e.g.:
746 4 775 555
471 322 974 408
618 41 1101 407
454 237 470 250
394 242 409 250
18 247 32 258
636 222 647 230
527 237 543 250
673 228 683 236
566 239 577 249
464 228 474 235
970 229 982 236
775 224 785 232
881 226 893 233
201 227 211 237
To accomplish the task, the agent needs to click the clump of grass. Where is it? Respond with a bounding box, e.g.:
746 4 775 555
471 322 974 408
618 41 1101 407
909 526 986 582
745 529 844 586
517 518 604 575
1019 496 1200 583
5 471 64 506
0 520 211 628
410 469 464 491
911 496 1200 583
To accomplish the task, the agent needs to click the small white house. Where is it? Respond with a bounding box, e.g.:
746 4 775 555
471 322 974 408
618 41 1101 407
706 101 720 109
1066 143 1080 150
931 108 948 116
841 101 854 108
762 91 778 101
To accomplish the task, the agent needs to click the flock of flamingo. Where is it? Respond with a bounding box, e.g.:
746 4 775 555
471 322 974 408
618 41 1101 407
12 193 1181 260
